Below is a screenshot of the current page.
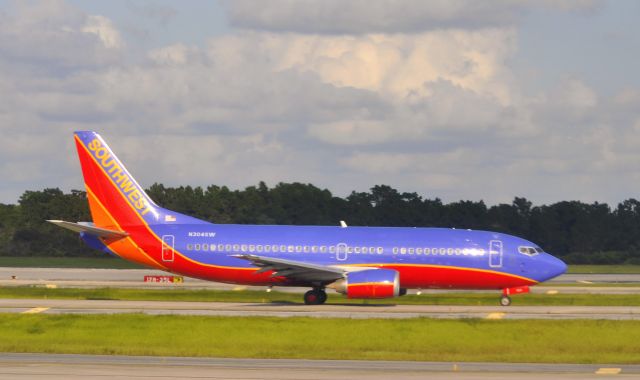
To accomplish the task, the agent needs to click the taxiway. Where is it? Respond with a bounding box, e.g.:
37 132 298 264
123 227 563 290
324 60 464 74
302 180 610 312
0 354 638 380
1 298 640 319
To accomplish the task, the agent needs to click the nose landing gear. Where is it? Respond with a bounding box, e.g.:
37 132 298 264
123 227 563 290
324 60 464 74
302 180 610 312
500 285 530 306
304 288 327 305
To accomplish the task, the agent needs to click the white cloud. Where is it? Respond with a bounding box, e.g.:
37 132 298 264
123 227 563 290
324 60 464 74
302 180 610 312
234 30 517 103
0 0 122 71
82 15 122 49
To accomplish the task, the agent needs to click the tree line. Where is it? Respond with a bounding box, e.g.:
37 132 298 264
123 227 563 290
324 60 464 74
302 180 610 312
1 182 639 264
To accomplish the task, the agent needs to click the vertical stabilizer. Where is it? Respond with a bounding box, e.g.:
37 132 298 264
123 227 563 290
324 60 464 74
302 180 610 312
74 131 160 229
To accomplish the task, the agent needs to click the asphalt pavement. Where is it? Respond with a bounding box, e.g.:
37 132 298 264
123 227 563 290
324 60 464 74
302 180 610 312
0 354 638 380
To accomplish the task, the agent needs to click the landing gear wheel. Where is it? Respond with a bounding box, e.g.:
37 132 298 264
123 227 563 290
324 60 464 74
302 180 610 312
304 290 320 305
318 290 327 304
304 289 327 305
500 295 512 306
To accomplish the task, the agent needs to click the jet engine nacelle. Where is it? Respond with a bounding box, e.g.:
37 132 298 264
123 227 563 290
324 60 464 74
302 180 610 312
331 269 400 299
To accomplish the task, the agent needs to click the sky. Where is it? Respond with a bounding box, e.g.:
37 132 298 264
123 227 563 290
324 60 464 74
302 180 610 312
1 0 640 206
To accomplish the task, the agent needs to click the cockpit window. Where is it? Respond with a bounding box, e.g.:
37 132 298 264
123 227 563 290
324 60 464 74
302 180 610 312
534 247 544 253
518 246 540 256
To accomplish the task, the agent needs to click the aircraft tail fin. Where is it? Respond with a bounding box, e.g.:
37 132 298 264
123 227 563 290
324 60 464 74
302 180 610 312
73 131 160 229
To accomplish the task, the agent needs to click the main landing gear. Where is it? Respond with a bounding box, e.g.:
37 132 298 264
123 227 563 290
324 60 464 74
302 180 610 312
304 288 327 305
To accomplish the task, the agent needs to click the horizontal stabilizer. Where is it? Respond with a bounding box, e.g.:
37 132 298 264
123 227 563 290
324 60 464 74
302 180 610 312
47 220 128 239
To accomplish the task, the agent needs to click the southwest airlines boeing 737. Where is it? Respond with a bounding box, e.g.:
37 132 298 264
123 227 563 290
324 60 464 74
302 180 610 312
50 131 567 306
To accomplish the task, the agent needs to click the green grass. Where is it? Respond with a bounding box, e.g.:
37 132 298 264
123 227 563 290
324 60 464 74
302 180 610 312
567 265 640 274
0 256 143 269
0 314 638 363
3 286 640 306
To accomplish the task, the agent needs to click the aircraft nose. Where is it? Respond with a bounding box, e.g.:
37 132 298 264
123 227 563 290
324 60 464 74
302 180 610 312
546 254 568 280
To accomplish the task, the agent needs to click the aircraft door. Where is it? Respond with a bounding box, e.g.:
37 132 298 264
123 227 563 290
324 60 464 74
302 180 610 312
162 235 175 262
336 243 348 261
489 240 502 268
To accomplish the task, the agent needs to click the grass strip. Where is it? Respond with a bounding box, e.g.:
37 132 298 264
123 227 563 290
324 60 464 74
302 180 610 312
3 286 640 306
0 256 143 269
567 265 640 274
0 314 638 363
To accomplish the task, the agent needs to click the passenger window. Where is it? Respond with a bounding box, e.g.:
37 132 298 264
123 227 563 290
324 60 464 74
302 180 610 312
281 245 287 252
225 244 231 251
241 245 247 252
249 245 255 252
203 244 209 251
347 247 353 253
408 248 414 254
195 244 201 251
377 247 383 254
354 247 360 254
393 247 398 254
304 246 310 253
187 244 193 250
320 246 327 253
416 248 422 255
424 248 430 254
455 248 461 255
295 245 302 252
256 245 262 252
329 246 336 253
312 246 318 253
264 245 270 252
439 248 446 255
400 247 407 254
210 244 216 252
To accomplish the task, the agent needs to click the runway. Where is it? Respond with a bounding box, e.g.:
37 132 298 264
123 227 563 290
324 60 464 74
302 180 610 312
1 268 639 294
0 354 638 380
2 298 640 319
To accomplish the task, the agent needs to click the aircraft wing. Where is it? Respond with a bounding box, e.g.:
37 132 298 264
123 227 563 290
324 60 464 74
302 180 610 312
47 220 128 239
232 254 345 283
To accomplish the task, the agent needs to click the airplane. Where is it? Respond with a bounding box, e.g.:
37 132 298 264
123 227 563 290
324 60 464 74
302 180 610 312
49 131 567 306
